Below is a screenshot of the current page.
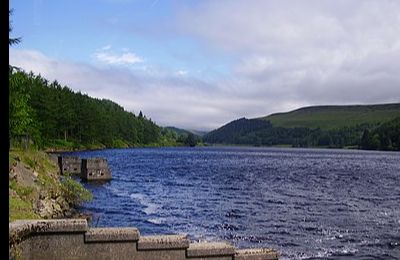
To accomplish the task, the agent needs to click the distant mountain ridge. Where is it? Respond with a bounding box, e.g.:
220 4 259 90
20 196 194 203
165 127 207 137
204 103 400 150
261 103 400 130
188 129 208 137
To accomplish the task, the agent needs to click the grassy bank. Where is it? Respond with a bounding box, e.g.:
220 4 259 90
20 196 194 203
9 149 92 222
40 137 203 153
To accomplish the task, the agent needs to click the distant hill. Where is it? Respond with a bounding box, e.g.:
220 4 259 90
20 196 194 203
165 127 207 137
188 129 208 137
261 103 400 130
165 127 192 136
203 118 272 144
204 103 400 150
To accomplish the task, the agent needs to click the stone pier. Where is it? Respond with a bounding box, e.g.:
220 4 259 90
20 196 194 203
56 156 112 181
81 157 112 181
58 156 81 175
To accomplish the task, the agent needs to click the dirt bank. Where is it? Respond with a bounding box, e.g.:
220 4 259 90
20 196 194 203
9 149 92 222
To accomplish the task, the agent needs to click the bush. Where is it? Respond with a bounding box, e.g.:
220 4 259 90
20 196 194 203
60 175 92 205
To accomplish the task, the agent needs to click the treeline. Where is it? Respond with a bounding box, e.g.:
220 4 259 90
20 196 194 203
203 118 272 144
203 117 400 151
161 128 202 147
9 67 178 149
360 117 400 150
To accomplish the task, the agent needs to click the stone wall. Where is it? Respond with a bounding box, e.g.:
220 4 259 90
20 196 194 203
9 219 279 260
58 156 81 175
56 156 112 181
81 158 112 181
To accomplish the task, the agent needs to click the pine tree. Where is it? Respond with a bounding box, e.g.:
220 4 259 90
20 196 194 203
9 9 21 46
185 133 197 147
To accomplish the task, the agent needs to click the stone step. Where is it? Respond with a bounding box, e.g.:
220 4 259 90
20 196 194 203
187 242 235 258
137 234 190 250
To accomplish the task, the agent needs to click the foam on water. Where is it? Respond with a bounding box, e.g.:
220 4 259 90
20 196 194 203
130 193 160 215
106 186 129 198
147 218 166 225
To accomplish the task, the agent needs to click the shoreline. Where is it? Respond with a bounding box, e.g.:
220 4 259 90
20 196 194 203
47 143 399 154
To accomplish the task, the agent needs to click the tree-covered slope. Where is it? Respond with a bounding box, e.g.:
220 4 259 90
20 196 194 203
204 104 400 150
165 127 194 137
165 126 206 138
9 68 167 149
261 103 400 130
204 118 272 144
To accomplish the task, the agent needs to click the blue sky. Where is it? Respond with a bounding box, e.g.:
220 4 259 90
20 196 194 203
10 0 229 75
9 0 400 130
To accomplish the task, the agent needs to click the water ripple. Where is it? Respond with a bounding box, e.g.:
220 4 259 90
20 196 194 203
65 147 400 259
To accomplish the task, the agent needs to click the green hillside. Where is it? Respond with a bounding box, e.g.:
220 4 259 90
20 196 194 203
164 126 203 146
165 127 194 137
188 129 208 137
204 103 400 150
261 103 400 130
165 127 207 137
9 68 183 150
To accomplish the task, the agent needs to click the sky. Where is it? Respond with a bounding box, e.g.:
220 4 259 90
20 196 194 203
9 0 400 131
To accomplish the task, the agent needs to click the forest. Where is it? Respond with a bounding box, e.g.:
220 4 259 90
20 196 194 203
203 117 400 151
9 67 186 150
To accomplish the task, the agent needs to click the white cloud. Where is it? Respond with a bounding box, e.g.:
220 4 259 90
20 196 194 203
176 70 188 76
93 46 143 65
176 0 400 106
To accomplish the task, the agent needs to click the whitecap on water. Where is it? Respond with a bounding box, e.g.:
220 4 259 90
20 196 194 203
130 193 160 215
106 186 129 197
130 193 146 201
147 218 166 225
143 203 159 215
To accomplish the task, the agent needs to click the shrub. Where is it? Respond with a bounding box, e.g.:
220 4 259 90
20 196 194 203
60 175 92 205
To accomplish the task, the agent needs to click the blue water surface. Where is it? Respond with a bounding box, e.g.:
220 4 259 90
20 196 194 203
64 147 400 259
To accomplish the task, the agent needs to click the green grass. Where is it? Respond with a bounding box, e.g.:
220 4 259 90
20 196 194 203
112 139 129 148
9 153 18 166
9 149 93 222
9 197 39 222
260 103 400 130
83 142 107 150
10 149 55 171
45 139 76 150
60 175 93 203
9 180 34 197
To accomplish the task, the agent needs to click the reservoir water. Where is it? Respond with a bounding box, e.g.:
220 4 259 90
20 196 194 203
65 147 400 259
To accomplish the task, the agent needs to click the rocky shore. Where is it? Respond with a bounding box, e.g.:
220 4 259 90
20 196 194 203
9 149 92 221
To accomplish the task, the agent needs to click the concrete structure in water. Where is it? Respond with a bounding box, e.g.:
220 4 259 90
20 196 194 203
56 156 112 181
58 156 81 175
81 157 112 181
9 219 279 259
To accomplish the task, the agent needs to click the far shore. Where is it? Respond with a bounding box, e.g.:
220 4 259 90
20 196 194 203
44 143 400 154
